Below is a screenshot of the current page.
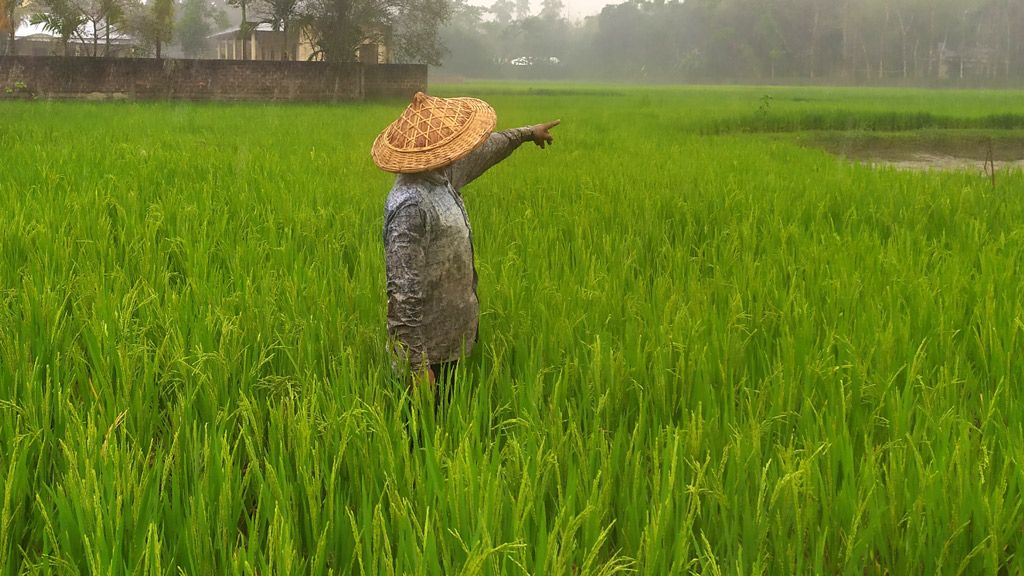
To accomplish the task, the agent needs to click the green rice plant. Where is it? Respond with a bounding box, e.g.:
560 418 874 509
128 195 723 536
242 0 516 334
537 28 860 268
1 86 1023 575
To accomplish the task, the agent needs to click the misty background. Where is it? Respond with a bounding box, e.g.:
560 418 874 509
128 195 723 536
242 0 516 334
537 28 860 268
435 0 1024 85
3 0 1022 85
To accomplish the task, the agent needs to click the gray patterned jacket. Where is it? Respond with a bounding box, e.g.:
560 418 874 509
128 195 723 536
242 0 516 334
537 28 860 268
383 127 534 373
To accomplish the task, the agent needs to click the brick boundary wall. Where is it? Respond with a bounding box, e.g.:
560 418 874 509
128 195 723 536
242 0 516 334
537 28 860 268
0 56 426 102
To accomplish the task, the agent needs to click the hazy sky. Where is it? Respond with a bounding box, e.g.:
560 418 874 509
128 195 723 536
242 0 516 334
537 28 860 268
466 0 611 22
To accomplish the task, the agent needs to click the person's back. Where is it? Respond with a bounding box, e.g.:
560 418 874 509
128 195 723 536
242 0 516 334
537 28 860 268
382 170 479 372
373 92 560 393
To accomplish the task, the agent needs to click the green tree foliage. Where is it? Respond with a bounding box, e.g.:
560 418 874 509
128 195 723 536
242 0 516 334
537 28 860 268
253 0 299 58
300 0 387 61
73 0 128 56
539 0 561 20
391 0 451 64
27 0 127 57
97 0 127 55
177 0 228 57
29 0 86 55
301 0 450 64
488 0 512 25
124 0 174 57
225 0 252 59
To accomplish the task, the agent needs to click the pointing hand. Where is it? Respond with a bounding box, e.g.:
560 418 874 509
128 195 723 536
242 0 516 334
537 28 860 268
530 120 561 149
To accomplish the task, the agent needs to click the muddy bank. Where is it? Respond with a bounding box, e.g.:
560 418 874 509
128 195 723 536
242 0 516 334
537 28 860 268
798 130 1024 172
869 155 1024 172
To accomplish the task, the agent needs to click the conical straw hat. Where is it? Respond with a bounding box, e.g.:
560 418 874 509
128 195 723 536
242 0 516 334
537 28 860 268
372 92 497 173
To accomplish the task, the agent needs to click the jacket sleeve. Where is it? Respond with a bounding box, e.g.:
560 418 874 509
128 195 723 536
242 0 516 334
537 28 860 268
384 200 431 372
447 127 534 191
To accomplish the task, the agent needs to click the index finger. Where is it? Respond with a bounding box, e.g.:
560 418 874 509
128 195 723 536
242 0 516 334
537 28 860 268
545 119 561 129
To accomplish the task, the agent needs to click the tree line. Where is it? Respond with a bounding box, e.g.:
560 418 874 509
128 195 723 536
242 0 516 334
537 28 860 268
5 0 1023 84
1 0 449 62
438 0 1024 84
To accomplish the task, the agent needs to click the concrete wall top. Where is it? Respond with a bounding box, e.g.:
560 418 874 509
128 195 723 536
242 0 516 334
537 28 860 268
0 56 427 102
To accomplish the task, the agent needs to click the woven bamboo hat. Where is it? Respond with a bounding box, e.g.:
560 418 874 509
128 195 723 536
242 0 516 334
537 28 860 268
372 91 497 173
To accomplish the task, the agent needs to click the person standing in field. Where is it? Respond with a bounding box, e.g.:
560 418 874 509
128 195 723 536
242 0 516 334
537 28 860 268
373 91 559 400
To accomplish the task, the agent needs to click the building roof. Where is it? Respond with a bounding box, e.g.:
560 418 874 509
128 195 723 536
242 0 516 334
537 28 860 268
15 19 132 42
208 23 279 40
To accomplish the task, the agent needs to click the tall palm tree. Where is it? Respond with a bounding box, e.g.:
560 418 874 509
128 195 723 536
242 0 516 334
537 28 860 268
29 0 86 56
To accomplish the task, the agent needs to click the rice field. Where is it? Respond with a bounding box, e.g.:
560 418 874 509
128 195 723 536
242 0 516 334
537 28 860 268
1 85 1023 575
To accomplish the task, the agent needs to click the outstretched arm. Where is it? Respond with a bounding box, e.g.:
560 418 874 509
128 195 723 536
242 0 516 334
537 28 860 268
447 120 561 191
